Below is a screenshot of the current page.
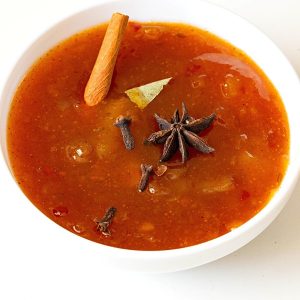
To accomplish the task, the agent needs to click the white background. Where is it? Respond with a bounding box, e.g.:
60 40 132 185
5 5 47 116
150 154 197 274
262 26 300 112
0 0 300 299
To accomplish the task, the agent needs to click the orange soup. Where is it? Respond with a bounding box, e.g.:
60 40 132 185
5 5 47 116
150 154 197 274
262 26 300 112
7 22 289 250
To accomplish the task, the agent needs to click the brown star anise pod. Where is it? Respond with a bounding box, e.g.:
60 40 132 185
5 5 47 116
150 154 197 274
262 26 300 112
145 102 216 163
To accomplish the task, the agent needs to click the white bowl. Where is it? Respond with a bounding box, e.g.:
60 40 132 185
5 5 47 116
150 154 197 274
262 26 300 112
1 0 300 273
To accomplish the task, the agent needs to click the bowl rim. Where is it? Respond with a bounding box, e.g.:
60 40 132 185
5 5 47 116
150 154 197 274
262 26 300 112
1 0 300 265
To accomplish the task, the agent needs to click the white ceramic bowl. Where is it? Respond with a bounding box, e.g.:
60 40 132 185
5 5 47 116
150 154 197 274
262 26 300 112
1 0 300 273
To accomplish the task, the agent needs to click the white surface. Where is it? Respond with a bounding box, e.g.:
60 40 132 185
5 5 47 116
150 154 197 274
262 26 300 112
0 0 300 299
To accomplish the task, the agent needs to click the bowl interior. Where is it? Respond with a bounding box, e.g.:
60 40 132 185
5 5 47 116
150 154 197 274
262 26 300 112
1 0 300 272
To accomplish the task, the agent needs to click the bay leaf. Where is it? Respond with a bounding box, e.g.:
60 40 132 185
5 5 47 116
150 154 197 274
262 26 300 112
125 77 172 109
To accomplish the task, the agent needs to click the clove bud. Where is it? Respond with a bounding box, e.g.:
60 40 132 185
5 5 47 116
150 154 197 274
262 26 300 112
95 207 117 236
138 164 153 192
114 115 135 150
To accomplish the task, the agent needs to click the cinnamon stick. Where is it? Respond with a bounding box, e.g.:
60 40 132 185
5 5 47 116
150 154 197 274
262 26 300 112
84 13 129 106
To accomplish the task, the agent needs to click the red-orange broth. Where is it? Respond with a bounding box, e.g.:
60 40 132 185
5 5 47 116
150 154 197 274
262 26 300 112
7 22 289 250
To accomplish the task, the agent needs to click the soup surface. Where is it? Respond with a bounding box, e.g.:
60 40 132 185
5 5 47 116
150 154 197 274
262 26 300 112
7 22 289 250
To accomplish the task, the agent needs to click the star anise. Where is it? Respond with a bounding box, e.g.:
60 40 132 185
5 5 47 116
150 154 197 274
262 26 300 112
145 102 216 163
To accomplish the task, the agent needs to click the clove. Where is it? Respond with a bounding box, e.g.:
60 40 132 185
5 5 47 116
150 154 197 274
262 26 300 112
114 115 135 150
138 164 153 192
95 207 117 236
